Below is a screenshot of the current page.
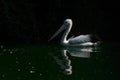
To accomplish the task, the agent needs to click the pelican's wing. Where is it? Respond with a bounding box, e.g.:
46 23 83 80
69 35 91 44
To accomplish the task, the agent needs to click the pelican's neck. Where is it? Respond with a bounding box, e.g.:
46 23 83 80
61 23 72 45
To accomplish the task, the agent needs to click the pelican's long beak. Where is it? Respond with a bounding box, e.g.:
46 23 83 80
48 23 66 41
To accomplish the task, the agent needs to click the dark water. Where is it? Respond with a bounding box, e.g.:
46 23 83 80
0 43 119 80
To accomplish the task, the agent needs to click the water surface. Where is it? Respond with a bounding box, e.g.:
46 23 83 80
0 43 119 80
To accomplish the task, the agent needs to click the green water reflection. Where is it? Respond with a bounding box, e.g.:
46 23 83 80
0 43 118 80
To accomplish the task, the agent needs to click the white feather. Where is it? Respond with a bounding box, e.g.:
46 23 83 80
69 35 91 44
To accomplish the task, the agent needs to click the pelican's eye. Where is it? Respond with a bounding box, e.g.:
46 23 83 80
66 23 70 26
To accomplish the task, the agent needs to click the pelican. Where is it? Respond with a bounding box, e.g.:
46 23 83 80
49 19 101 46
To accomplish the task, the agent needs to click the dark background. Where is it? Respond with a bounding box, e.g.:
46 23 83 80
0 0 120 45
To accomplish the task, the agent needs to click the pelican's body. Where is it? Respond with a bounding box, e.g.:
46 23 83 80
49 19 100 46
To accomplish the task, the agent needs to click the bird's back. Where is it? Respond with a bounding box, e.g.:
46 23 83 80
68 34 91 44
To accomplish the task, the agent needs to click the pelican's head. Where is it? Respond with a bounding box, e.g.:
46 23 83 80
64 19 72 26
48 19 72 41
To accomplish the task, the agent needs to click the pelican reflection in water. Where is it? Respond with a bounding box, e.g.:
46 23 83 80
49 19 101 46
52 49 72 75
51 46 100 75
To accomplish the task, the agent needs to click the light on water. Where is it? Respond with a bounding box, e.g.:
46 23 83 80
39 73 42 76
0 45 4 49
10 51 13 54
17 69 21 71
30 70 35 74
0 44 118 80
1 74 5 78
16 61 19 64
28 62 31 65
